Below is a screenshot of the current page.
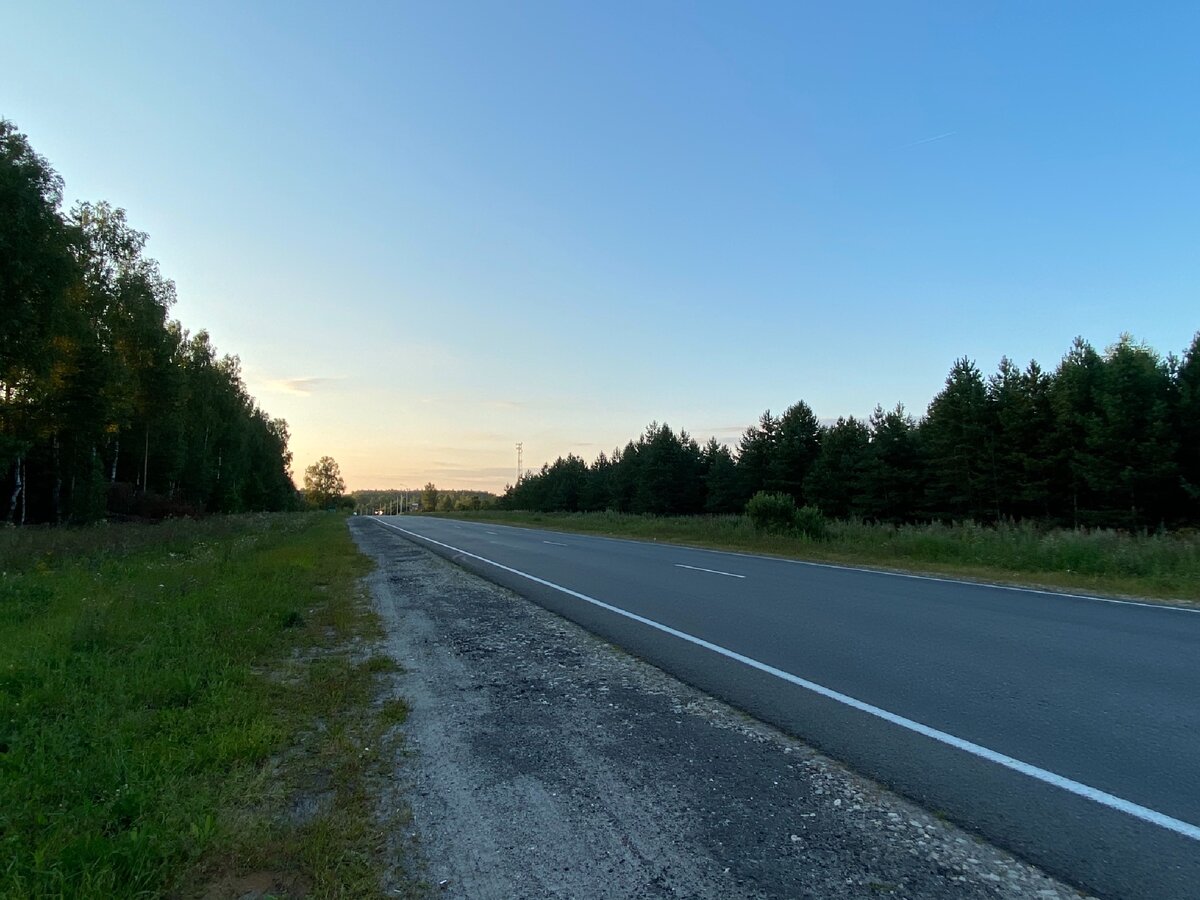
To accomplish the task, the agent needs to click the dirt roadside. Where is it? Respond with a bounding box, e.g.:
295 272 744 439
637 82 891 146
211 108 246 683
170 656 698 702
351 518 1088 900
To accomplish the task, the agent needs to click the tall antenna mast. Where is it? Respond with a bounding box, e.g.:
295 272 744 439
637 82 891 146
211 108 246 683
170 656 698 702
516 442 523 484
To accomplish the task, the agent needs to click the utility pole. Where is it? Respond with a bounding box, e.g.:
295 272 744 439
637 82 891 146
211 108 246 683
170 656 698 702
516 442 523 485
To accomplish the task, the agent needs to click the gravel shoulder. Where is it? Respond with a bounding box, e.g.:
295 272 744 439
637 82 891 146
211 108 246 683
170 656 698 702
351 518 1088 900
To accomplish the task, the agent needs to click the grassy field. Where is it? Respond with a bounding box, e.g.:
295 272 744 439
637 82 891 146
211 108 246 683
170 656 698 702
0 513 417 899
435 510 1200 604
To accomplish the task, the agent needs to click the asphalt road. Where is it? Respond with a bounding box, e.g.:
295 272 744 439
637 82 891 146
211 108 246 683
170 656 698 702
370 515 1200 899
355 517 1084 899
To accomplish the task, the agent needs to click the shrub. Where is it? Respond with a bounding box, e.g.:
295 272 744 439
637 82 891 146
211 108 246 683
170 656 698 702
794 505 828 540
746 491 798 532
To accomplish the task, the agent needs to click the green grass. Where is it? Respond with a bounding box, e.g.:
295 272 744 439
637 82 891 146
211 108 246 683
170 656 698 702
431 510 1200 603
0 513 418 899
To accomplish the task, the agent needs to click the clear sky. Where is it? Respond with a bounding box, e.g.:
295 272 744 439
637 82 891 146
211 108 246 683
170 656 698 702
4 2 1197 492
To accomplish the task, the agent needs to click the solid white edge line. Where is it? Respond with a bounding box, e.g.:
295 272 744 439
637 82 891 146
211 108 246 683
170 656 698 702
371 516 1200 843
417 516 1198 615
770 556 1200 613
675 564 746 579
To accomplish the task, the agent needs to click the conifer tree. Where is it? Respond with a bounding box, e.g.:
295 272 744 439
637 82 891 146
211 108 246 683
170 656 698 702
805 416 871 519
772 401 822 505
863 405 923 522
988 358 1055 519
701 438 741 514
922 358 995 519
736 410 779 505
1082 336 1177 527
1177 333 1200 513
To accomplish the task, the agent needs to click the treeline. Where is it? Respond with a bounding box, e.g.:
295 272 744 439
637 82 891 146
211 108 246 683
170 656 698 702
1 120 295 524
351 488 499 514
501 334 1200 530
423 488 497 512
351 489 420 513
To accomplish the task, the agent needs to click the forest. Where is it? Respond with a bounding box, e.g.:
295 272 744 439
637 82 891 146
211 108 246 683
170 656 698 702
501 334 1200 531
1 120 296 525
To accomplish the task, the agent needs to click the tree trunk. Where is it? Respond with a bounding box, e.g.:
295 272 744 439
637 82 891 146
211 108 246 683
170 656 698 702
53 435 62 524
111 436 119 483
990 444 1001 521
7 455 22 524
142 424 149 493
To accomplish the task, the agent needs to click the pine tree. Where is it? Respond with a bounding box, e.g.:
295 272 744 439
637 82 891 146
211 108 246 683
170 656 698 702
922 357 995 520
1177 333 1200 515
805 416 871 519
701 438 741 514
772 401 821 505
988 358 1055 519
1048 337 1102 526
736 410 779 505
1081 335 1177 527
863 405 923 522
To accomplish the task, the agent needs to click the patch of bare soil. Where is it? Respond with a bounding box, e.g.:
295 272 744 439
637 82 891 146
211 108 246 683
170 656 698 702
201 869 310 900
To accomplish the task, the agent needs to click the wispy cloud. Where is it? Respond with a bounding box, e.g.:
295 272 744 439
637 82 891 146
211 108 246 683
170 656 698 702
897 130 956 150
263 376 345 396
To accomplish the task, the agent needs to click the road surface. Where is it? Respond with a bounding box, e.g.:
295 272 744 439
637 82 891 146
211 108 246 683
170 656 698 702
370 515 1200 899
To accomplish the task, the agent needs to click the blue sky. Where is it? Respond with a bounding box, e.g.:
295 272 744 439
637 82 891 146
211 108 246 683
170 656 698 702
4 2 1197 490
